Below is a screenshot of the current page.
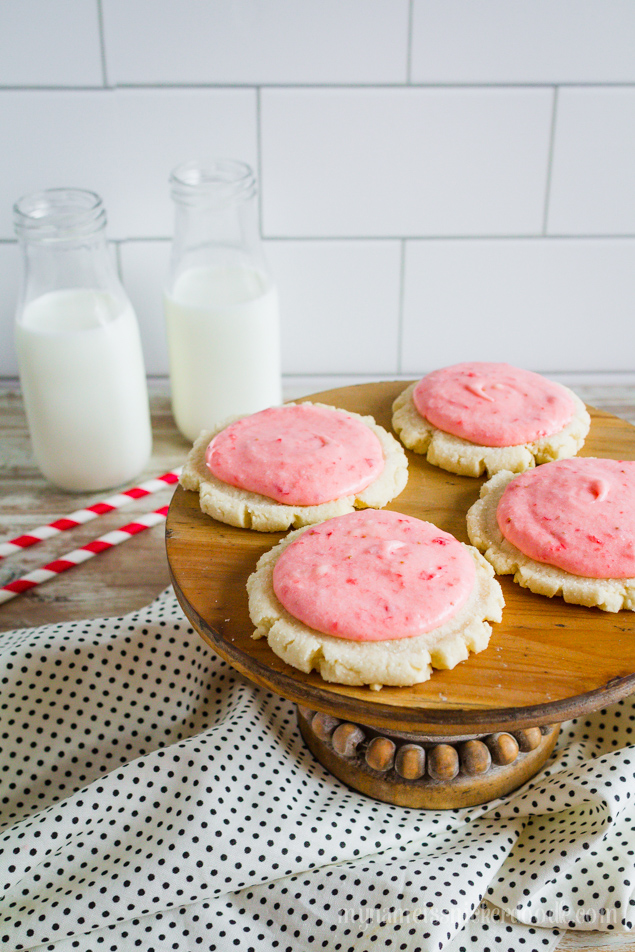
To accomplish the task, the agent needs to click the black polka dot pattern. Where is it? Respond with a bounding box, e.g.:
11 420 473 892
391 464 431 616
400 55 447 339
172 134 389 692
0 588 633 952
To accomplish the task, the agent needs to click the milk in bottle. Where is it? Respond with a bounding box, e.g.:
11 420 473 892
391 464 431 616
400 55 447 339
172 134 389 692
165 160 282 442
13 189 152 492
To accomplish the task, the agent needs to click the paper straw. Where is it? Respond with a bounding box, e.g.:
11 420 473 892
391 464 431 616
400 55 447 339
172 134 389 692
0 505 170 606
0 468 181 561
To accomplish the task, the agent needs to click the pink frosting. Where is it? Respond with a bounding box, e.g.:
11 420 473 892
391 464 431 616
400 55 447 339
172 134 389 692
497 458 635 578
206 404 384 506
272 509 476 641
413 362 575 447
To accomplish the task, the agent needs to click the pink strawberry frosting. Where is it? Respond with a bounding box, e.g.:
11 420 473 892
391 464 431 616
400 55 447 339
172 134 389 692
206 404 384 506
272 509 476 641
497 457 635 578
413 362 575 447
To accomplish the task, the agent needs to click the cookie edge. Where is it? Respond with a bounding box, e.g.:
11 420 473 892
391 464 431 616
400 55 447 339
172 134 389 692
466 469 635 612
180 402 409 531
392 381 591 477
247 524 505 689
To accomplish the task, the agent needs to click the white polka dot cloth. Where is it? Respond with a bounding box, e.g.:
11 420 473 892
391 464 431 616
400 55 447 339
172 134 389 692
1 588 634 952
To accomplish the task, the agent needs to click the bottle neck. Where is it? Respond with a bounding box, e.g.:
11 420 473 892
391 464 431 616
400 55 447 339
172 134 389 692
167 159 269 292
17 230 125 313
171 194 267 279
14 188 127 311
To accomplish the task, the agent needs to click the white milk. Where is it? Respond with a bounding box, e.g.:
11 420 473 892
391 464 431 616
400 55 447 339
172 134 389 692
15 289 152 492
164 264 282 442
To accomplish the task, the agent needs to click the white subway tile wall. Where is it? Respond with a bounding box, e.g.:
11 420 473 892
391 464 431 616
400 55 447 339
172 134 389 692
402 238 635 373
118 241 171 376
102 0 410 86
0 91 117 239
0 0 634 383
109 88 258 239
265 240 402 374
0 0 103 88
0 244 20 377
410 0 635 84
547 87 635 236
261 87 554 237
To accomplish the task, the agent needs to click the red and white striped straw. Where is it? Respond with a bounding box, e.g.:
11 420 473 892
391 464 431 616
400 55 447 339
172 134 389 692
0 468 181 561
0 505 170 606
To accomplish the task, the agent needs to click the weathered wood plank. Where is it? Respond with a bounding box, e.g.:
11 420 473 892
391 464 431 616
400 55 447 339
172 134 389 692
558 933 633 950
0 385 187 631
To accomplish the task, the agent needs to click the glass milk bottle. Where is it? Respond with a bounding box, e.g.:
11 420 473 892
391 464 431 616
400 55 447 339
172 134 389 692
13 188 152 492
164 159 282 442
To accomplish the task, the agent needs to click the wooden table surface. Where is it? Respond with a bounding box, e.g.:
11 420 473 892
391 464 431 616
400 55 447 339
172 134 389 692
1 378 635 951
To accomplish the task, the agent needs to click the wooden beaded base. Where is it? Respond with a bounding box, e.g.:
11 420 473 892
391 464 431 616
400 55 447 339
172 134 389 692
298 706 560 809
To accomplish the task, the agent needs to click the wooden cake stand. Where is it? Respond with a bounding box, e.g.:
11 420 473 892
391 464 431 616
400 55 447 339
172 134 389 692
166 382 635 809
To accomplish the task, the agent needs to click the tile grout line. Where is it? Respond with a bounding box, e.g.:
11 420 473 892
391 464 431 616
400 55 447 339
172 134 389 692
96 0 109 88
396 240 406 374
113 240 124 283
0 82 635 92
260 233 635 242
256 86 264 237
2 234 635 245
542 86 559 235
48 81 635 91
406 0 414 85
4 371 635 387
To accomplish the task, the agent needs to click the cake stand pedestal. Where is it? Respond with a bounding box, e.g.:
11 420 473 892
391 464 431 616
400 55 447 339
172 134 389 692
297 709 559 809
166 382 635 809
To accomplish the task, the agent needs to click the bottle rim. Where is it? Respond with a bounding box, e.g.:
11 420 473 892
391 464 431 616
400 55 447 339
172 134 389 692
169 158 257 207
13 188 107 241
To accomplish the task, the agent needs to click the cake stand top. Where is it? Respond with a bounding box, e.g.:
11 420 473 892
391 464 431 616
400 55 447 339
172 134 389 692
166 381 635 735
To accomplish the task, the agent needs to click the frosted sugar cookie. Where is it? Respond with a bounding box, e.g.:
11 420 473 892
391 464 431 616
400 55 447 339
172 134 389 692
247 509 504 689
392 362 590 477
181 402 408 531
467 458 635 612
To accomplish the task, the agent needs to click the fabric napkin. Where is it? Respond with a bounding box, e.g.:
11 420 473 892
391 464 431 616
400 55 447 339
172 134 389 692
1 588 634 952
